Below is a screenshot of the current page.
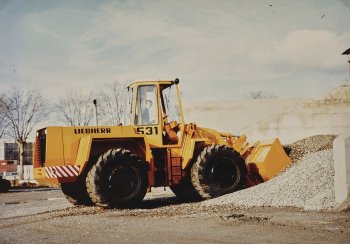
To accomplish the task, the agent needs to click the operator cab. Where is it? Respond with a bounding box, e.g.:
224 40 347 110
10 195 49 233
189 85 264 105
123 78 185 147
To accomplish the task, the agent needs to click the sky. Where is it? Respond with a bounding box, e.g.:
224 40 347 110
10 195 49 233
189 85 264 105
0 0 350 101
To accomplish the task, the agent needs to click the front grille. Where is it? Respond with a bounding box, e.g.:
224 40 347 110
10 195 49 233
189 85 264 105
34 129 46 168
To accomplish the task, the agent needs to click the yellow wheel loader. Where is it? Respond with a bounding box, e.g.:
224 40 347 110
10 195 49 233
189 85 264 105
34 79 291 208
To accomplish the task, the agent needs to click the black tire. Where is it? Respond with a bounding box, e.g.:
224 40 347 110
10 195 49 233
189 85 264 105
170 176 202 202
86 148 148 208
61 179 93 206
191 145 247 199
0 179 11 193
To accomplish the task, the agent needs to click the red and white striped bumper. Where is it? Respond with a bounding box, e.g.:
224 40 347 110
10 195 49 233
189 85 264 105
45 165 80 178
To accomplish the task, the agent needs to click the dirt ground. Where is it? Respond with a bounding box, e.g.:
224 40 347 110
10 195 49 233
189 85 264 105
0 188 349 243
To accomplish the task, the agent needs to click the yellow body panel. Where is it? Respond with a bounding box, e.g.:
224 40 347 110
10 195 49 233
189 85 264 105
45 127 64 166
75 135 92 170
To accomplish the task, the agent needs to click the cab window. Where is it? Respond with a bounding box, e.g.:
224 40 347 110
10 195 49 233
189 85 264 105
135 85 158 125
161 85 182 124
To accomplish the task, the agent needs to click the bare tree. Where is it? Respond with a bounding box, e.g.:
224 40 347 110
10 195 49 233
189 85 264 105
56 92 95 126
245 90 278 100
0 87 48 180
0 95 7 139
98 82 126 125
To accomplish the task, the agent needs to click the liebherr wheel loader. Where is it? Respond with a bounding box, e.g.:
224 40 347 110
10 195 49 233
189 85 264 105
34 79 291 208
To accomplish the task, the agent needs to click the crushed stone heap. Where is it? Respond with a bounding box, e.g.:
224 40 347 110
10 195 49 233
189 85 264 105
285 134 336 163
202 135 336 211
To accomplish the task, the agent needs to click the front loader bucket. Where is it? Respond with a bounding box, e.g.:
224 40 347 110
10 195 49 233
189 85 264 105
245 138 291 184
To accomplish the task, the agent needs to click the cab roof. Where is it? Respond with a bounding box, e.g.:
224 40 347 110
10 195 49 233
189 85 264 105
127 78 179 88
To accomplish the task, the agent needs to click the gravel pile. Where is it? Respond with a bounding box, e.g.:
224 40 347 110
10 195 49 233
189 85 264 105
285 134 336 163
203 135 337 211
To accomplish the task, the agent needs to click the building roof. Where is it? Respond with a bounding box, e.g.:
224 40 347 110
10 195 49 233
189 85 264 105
320 82 350 101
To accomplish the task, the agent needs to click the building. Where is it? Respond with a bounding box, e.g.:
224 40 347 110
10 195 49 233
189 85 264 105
1 142 35 181
4 142 34 165
0 160 17 178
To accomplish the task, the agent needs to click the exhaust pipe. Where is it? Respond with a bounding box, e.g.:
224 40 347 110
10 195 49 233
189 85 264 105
93 99 98 126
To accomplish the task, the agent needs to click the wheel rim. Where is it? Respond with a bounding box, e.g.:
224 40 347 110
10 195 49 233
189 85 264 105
209 157 240 189
108 165 139 199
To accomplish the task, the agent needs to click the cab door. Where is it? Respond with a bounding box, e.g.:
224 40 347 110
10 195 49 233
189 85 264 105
134 85 163 147
159 83 185 146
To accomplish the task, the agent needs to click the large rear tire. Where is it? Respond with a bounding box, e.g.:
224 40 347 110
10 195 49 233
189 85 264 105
191 145 247 199
86 148 148 208
61 179 93 206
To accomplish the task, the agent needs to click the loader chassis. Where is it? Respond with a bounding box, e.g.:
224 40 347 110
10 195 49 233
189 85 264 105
34 79 291 208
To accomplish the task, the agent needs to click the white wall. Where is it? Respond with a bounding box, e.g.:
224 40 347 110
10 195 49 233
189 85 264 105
244 100 350 143
334 131 350 210
184 98 350 144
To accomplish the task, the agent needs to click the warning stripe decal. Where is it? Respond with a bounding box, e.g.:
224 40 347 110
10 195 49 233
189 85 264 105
68 165 79 176
56 167 67 177
45 165 80 178
46 168 54 178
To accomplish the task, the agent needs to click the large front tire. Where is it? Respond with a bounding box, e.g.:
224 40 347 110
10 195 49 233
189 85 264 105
191 145 247 199
86 148 148 208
